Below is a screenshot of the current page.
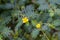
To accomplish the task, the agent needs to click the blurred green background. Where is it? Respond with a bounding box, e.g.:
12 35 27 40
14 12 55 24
0 0 60 40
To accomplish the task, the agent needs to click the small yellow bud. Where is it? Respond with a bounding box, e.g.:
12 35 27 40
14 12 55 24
36 23 41 29
22 17 29 23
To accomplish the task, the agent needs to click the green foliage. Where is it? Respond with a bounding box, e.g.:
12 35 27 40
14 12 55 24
0 0 60 40
53 19 60 26
31 29 40 39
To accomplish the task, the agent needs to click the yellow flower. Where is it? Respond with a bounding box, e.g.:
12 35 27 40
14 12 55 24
22 17 29 23
36 23 41 29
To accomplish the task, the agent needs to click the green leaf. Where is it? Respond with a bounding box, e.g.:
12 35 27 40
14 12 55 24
2 27 12 37
55 9 60 16
31 29 40 39
48 0 60 4
38 4 49 10
53 19 60 26
15 18 22 32
31 20 37 26
25 22 30 26
17 38 22 40
36 0 46 4
23 5 35 17
58 32 60 40
51 32 58 40
0 34 3 40
0 3 14 10
0 25 6 32
11 10 21 17
42 24 51 31
49 9 54 17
